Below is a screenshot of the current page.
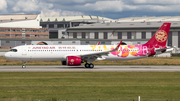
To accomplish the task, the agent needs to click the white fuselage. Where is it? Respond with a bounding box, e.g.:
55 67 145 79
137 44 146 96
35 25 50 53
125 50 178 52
4 45 147 61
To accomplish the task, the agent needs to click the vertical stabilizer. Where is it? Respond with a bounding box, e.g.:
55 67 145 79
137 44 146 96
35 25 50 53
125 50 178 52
144 23 171 48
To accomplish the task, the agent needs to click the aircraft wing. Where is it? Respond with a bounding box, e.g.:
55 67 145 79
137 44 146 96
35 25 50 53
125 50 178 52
77 41 122 61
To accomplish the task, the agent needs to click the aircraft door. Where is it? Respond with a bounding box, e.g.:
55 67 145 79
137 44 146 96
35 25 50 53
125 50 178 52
143 46 148 55
22 46 27 55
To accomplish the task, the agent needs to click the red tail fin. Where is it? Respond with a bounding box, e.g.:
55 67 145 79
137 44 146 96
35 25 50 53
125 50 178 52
144 23 171 48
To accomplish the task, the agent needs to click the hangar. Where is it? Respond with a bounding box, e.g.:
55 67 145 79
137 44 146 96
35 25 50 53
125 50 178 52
66 16 180 52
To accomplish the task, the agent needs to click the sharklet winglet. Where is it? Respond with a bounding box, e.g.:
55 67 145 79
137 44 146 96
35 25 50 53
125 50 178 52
97 42 100 45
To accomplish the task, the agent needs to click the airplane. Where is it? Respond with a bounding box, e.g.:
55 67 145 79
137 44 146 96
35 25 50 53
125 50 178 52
4 23 173 69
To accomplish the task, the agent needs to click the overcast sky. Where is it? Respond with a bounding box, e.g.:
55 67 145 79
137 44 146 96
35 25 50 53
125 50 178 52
1 0 180 19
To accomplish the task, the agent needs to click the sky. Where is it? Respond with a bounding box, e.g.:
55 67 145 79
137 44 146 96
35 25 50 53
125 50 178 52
1 0 180 19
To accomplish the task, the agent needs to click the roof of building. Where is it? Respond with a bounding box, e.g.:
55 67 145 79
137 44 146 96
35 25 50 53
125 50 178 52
0 14 38 23
117 16 180 22
67 21 180 30
40 16 113 22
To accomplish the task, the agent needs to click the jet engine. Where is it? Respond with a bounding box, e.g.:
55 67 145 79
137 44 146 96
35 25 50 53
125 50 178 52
61 56 81 66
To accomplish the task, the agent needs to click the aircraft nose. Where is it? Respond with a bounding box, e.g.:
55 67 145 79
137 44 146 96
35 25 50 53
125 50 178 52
4 52 10 58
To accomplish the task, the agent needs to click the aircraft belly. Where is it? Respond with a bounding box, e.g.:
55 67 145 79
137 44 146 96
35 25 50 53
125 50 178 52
104 55 147 61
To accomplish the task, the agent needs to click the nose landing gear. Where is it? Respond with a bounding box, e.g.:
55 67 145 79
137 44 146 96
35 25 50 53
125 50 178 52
22 61 26 69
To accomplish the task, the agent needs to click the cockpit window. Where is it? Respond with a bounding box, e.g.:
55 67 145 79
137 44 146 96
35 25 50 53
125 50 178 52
10 49 18 52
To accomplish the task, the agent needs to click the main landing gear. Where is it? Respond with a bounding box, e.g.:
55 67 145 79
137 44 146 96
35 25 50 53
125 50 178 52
22 61 26 69
84 63 94 68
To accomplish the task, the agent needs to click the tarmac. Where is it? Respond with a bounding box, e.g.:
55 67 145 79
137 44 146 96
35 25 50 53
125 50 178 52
0 65 180 72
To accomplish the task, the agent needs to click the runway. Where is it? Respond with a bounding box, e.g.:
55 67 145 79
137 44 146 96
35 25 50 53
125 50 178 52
0 65 180 72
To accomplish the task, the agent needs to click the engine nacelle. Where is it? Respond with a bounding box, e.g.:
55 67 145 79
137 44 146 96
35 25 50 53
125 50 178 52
66 56 81 66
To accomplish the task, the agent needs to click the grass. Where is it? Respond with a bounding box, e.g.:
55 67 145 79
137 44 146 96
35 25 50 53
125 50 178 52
1 56 180 66
0 72 180 101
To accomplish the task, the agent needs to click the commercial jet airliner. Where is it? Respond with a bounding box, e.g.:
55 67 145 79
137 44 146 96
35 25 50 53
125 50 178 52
4 23 173 68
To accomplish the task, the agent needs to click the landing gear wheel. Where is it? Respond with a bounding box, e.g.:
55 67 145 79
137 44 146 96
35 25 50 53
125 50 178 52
85 63 90 68
22 61 26 69
22 65 26 69
89 63 94 68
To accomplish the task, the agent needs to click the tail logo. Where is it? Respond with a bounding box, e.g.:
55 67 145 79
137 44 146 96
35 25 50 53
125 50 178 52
155 30 167 42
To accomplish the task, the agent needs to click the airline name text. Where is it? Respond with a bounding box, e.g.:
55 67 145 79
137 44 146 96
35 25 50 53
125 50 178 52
32 47 55 49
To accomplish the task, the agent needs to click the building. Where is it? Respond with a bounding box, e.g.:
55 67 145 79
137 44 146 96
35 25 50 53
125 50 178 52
0 28 49 39
0 14 49 41
40 16 113 39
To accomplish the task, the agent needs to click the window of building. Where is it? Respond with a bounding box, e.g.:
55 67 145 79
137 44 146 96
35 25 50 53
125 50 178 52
72 41 76 43
31 30 35 32
11 34 15 37
103 32 108 39
142 32 146 39
86 41 89 44
101 42 105 44
26 30 30 32
40 35 44 37
151 31 156 37
41 24 47 28
40 30 44 33
45 30 48 33
45 35 49 37
11 29 15 32
0 29 4 32
178 32 180 48
15 34 21 37
6 41 10 43
49 24 54 28
82 32 86 39
30 35 35 37
35 30 39 33
57 24 64 28
73 32 77 38
118 32 122 39
0 34 4 37
6 29 10 32
65 24 70 28
16 29 20 32
127 32 132 39
22 41 25 44
95 32 99 39
35 35 39 37
26 34 30 37
168 31 172 46
6 34 10 37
